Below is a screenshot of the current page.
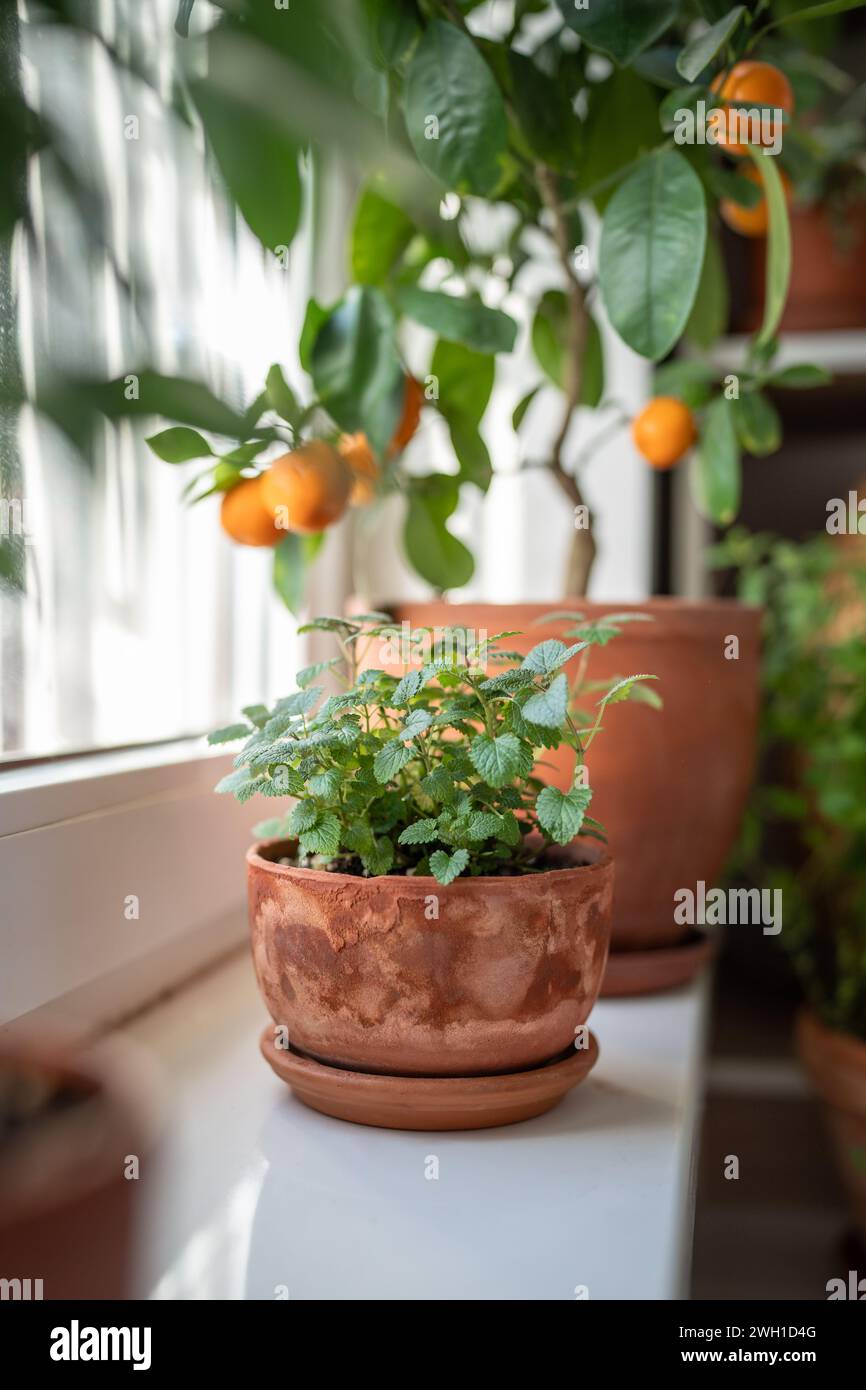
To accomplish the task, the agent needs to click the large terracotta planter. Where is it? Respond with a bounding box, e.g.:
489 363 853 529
0 1035 160 1299
248 839 613 1077
797 1010 866 1245
742 201 866 332
372 600 761 956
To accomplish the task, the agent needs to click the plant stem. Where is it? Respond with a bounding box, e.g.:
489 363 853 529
535 165 597 597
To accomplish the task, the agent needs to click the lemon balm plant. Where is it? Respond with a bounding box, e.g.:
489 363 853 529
210 611 656 885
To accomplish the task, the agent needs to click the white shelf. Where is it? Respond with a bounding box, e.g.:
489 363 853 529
122 948 710 1301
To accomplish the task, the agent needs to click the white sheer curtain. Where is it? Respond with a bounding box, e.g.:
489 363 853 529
1 0 308 759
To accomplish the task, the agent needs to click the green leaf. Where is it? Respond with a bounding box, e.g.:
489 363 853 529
362 0 419 67
420 766 457 803
252 815 294 840
214 766 256 795
556 0 680 66
299 298 328 374
208 722 252 745
466 812 502 840
522 673 568 729
599 150 707 361
265 364 302 429
768 0 866 26
676 7 746 83
497 810 521 846
432 340 495 492
767 364 831 389
469 733 532 788
521 639 586 675
404 476 474 592
296 658 340 688
685 228 729 349
536 785 592 845
273 534 307 616
749 150 792 350
402 709 433 739
531 291 604 406
653 359 717 408
351 186 414 284
361 836 395 876
308 769 342 799
146 426 213 463
598 674 659 708
507 51 580 173
429 847 470 886
396 286 517 355
734 391 781 456
241 704 270 729
405 20 507 195
374 738 414 782
191 84 301 252
513 387 539 430
298 812 341 858
431 339 493 428
398 818 440 845
392 667 426 705
310 286 404 455
660 85 707 134
581 69 661 212
289 800 319 834
692 396 741 525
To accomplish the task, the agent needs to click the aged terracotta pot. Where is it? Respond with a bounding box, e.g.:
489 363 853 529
0 1035 161 1299
797 1010 866 1246
248 839 613 1077
742 201 866 332
372 599 761 955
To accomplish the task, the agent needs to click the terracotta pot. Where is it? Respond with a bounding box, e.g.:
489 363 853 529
248 838 613 1077
369 599 761 953
797 1010 866 1245
743 201 866 333
0 1035 161 1299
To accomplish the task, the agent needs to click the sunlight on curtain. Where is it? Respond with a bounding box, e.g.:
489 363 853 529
0 0 304 759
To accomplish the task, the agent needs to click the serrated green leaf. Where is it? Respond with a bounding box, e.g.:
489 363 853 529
522 673 569 729
289 800 319 834
252 815 294 840
208 722 253 745
296 658 340 689
466 812 502 840
521 639 587 675
298 812 341 858
599 674 659 708
401 709 433 739
392 668 426 705
469 733 533 787
374 739 414 782
361 836 395 875
429 847 470 886
308 769 342 799
398 818 440 845
536 785 593 845
420 767 457 803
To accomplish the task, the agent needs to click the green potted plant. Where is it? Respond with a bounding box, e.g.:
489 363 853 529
211 611 654 1129
715 525 866 1244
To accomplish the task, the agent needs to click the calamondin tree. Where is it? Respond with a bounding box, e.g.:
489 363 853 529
209 611 658 885
13 0 855 601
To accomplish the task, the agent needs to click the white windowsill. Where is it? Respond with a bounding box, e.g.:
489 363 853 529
123 950 709 1302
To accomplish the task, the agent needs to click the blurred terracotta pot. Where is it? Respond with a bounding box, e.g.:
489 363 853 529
371 599 761 954
797 1010 866 1245
248 839 613 1077
0 1035 160 1300
743 201 866 332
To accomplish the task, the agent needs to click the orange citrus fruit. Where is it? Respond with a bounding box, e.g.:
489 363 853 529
388 375 424 456
220 475 283 547
338 432 380 507
708 61 794 158
632 397 697 471
720 165 791 238
259 441 352 534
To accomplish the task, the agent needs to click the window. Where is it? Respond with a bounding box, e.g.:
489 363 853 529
1 0 305 761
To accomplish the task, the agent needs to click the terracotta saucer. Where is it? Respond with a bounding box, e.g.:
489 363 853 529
260 1027 599 1132
600 930 715 998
